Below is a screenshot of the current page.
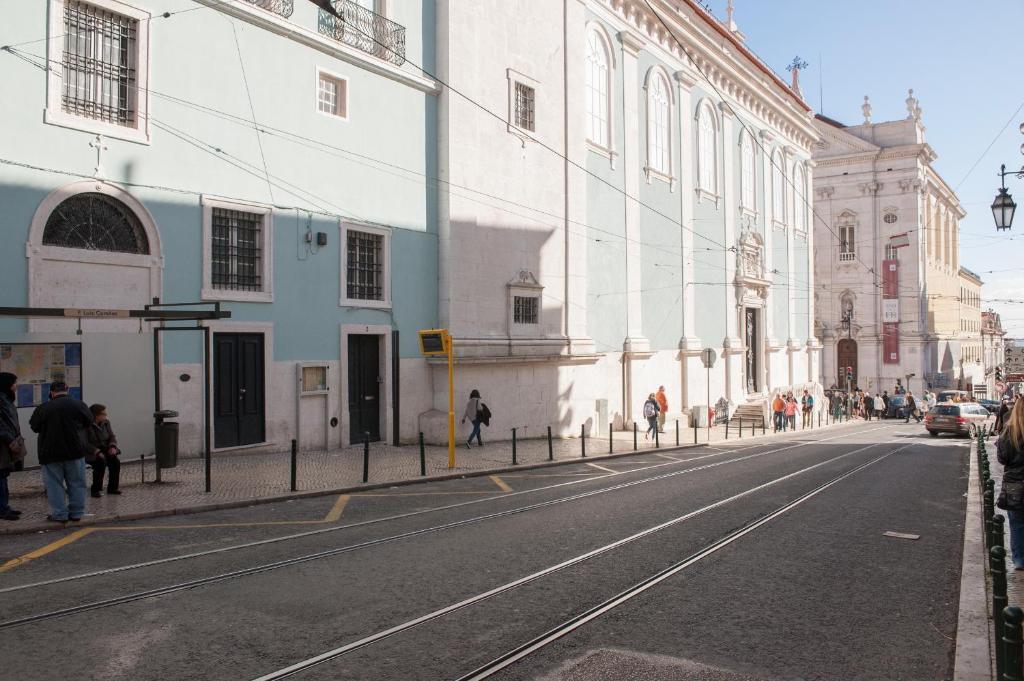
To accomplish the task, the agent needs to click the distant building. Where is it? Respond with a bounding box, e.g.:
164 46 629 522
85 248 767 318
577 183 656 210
981 310 1007 397
812 91 972 395
958 267 984 395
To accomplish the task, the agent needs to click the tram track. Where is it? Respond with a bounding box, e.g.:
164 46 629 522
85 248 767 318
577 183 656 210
0 429 890 630
247 439 910 681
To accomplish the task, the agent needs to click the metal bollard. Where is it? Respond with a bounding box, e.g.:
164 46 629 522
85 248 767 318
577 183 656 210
738 419 742 439
634 422 638 451
609 424 613 454
581 424 587 457
548 426 554 461
985 490 995 547
512 427 518 465
362 433 370 483
694 419 698 444
996 514 1006 552
654 424 659 449
762 418 766 435
140 454 145 484
726 419 730 439
994 546 1009 681
1004 605 1024 681
290 439 297 491
419 432 426 476
752 419 755 437
675 420 679 446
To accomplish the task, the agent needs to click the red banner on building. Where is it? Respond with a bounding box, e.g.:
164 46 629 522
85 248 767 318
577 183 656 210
882 259 899 364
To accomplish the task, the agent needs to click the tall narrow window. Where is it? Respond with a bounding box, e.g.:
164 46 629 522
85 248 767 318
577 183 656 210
771 150 785 223
62 1 138 127
698 105 716 192
585 30 610 148
838 212 856 261
740 132 755 210
647 72 671 175
793 165 807 233
514 82 536 132
346 230 384 301
211 208 264 292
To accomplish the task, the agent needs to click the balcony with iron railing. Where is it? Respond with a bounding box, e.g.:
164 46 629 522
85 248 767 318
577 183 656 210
839 251 856 262
317 0 406 66
242 0 294 18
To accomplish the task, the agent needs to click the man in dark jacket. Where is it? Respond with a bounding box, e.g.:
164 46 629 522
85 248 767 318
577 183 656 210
29 382 92 523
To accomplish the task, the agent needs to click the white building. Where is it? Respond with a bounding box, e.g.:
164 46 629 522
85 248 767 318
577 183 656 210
425 0 821 442
812 91 973 395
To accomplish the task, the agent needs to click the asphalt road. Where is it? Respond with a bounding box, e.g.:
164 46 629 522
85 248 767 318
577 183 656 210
0 421 968 681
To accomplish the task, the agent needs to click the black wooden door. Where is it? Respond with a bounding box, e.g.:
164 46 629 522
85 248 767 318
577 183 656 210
348 334 381 444
745 307 759 393
214 333 265 448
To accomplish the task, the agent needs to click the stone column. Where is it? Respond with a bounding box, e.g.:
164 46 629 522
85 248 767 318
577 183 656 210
784 147 798 387
720 102 741 403
618 30 648 354
676 69 702 410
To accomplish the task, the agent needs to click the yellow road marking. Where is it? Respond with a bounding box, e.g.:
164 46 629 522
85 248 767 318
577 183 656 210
323 494 350 523
501 473 599 478
353 491 503 497
489 475 513 493
0 528 96 574
586 462 619 474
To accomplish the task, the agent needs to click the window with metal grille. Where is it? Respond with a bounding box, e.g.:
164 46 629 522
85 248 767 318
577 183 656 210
43 192 149 253
346 230 384 300
514 82 535 132
62 1 138 127
513 296 539 325
211 208 263 291
317 72 347 118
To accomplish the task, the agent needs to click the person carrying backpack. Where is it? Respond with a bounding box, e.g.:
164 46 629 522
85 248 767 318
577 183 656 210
461 389 489 448
642 393 660 440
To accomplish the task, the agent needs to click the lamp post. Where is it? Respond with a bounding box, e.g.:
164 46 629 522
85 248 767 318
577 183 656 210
992 164 1019 231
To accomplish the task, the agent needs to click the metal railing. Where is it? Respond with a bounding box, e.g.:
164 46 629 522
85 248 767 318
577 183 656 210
317 0 406 66
242 0 294 18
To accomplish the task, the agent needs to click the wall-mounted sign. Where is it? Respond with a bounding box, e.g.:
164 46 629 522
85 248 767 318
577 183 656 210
882 299 899 324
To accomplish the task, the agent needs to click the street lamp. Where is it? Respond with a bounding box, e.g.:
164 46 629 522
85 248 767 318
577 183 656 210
992 164 1018 231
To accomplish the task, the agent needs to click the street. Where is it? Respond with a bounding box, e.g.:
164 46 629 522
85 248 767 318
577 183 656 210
0 421 967 681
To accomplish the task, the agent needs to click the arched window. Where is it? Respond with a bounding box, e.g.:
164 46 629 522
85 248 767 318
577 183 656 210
43 192 150 254
585 28 611 149
697 104 716 192
838 211 856 261
793 164 807 232
740 131 755 210
771 150 785 223
647 71 671 175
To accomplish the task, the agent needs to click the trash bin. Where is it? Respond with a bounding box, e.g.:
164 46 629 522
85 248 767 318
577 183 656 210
154 410 180 469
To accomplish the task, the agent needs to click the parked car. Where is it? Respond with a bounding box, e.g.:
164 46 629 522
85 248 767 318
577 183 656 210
887 394 908 419
978 399 1001 414
936 390 970 404
924 402 994 437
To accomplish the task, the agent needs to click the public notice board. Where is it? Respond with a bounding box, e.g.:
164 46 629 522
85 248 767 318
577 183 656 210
0 343 83 407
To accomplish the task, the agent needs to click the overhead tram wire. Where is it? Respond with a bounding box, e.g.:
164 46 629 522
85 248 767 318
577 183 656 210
1 48 730 264
642 0 884 291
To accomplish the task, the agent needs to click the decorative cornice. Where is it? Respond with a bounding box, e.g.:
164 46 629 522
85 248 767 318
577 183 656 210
617 30 646 56
674 69 699 90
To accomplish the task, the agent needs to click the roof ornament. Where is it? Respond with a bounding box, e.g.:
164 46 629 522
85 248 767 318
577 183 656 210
906 88 922 121
786 56 808 97
861 95 872 125
724 0 745 40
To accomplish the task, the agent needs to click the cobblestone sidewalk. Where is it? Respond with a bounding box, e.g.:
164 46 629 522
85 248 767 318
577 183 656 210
3 415 858 535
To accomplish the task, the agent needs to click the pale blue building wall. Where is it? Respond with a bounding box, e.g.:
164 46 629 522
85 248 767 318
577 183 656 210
0 0 439 363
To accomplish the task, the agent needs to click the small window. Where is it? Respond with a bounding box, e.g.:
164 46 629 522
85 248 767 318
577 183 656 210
346 229 385 301
883 212 898 224
317 72 347 118
211 208 264 292
513 296 539 325
514 82 536 132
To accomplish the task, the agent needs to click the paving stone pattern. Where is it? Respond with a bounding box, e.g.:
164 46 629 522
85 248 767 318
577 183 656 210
4 416 846 534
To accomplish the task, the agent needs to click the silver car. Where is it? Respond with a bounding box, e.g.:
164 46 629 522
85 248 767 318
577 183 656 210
924 402 994 437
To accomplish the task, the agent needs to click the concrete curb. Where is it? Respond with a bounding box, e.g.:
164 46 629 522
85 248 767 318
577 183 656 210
953 437 994 681
0 419 863 536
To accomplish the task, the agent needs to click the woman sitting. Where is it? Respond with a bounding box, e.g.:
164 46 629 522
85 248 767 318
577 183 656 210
86 404 121 498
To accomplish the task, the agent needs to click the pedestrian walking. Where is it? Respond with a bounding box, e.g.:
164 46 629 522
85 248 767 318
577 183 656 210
85 404 122 498
997 397 1013 434
785 393 798 431
904 391 922 423
772 393 785 432
655 386 668 433
29 382 92 523
0 372 25 521
461 389 487 448
874 393 884 420
997 397 1024 570
881 391 890 419
801 390 814 428
863 392 874 421
643 393 660 440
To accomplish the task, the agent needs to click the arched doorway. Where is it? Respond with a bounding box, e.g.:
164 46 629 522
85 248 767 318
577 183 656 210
27 181 163 332
837 338 858 389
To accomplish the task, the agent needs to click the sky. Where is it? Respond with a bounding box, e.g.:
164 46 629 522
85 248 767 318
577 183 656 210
707 0 1024 339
